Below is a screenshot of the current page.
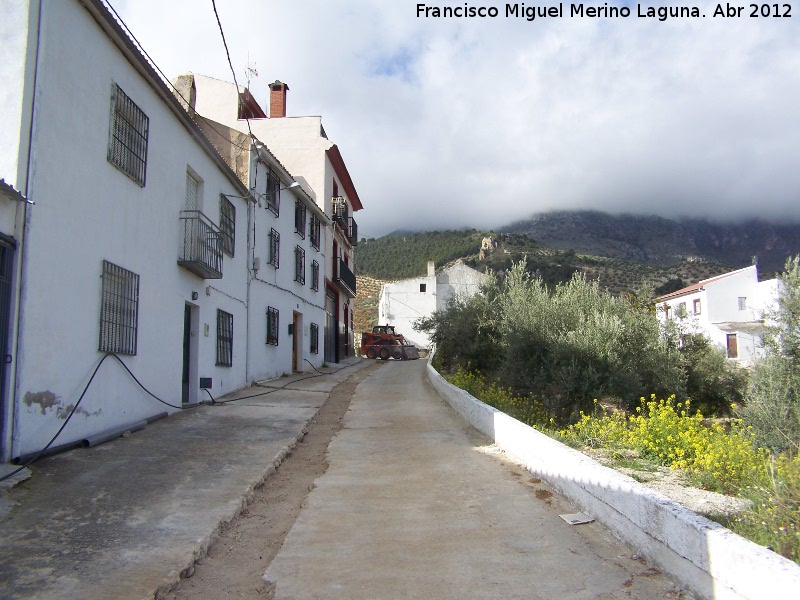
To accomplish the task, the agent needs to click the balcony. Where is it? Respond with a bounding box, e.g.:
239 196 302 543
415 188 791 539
334 257 356 298
333 214 359 246
177 210 223 279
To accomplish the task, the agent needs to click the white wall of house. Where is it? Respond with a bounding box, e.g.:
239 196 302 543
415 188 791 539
245 151 328 381
656 265 779 365
0 0 39 190
379 261 487 349
4 0 254 460
190 74 361 362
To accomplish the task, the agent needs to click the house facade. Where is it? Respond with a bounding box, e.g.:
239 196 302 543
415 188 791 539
378 261 487 348
183 74 363 364
0 0 332 462
655 265 780 364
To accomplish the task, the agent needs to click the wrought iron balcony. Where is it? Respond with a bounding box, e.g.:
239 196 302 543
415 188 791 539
334 257 356 298
177 210 223 279
333 214 359 246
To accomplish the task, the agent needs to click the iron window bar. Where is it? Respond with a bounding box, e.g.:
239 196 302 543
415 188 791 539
295 200 307 239
108 83 149 186
269 228 280 268
219 194 236 257
310 323 319 354
267 306 279 346
295 246 306 285
99 260 140 355
216 309 233 366
311 260 320 291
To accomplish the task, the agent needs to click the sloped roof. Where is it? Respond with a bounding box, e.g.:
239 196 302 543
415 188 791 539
655 265 755 303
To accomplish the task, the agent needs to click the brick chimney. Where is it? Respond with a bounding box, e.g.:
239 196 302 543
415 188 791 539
269 80 289 118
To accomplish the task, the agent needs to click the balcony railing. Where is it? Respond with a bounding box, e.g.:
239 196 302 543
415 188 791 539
333 214 359 246
177 210 223 279
334 257 356 298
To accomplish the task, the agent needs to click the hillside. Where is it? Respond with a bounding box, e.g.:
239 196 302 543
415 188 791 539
502 211 800 275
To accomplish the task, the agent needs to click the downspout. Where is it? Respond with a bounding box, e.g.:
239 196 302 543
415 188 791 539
7 0 43 461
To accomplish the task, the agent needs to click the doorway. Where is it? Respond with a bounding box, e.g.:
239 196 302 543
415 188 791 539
292 311 302 372
182 304 199 404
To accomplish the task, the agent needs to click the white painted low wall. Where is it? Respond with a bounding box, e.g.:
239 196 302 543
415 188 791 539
427 361 800 600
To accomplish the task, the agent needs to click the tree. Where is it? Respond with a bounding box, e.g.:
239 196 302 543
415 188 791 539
740 256 800 452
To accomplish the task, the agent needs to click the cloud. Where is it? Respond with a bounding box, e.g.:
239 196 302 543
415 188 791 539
112 1 800 237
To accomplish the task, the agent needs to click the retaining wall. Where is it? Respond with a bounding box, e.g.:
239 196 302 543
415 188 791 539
427 361 800 600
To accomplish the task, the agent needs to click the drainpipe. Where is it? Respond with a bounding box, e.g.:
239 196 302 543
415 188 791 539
7 0 43 462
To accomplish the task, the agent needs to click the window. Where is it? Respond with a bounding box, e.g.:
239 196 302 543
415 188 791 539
310 323 319 354
295 246 305 284
738 297 747 310
269 228 280 268
266 169 280 216
267 307 279 346
99 260 140 355
310 215 321 250
311 260 320 291
108 83 149 186
420 283 427 293
216 309 233 366
693 299 701 315
219 195 235 256
677 302 687 319
185 171 199 210
295 200 307 238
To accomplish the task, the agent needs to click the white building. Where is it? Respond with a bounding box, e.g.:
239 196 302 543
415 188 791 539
0 0 331 462
178 73 363 365
655 265 780 364
378 261 487 348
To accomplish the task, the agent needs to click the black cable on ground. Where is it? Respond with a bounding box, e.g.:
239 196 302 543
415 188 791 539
0 355 364 480
0 353 203 482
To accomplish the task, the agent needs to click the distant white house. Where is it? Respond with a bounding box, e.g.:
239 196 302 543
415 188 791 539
655 265 780 364
378 261 487 348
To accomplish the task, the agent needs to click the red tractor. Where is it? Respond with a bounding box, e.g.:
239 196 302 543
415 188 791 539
361 325 420 361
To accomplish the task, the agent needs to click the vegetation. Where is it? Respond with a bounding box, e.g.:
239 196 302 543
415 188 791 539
428 256 800 564
738 256 800 452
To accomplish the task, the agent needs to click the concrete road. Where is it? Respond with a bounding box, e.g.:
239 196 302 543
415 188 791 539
264 359 687 599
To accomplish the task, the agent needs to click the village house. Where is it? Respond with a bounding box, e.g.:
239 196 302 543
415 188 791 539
655 264 780 364
175 73 364 364
0 0 353 463
378 261 487 349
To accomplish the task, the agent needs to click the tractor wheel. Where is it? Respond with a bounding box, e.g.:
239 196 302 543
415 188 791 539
392 347 402 360
366 347 378 359
379 347 390 360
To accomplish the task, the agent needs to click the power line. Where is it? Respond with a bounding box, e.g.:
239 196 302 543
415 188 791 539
104 1 253 153
211 0 257 146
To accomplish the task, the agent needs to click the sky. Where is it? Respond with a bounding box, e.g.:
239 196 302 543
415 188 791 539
112 1 800 238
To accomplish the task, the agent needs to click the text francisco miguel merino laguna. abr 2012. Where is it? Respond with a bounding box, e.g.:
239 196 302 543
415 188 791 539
416 3 793 21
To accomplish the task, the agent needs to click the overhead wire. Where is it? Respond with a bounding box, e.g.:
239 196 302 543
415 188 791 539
104 0 253 153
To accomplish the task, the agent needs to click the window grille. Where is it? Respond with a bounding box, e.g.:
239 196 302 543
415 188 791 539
295 246 306 284
108 83 149 186
311 260 320 291
738 297 747 310
266 169 280 216
269 228 280 268
99 260 140 355
219 195 235 256
310 323 319 354
693 299 702 315
295 200 307 238
267 307 279 346
310 215 321 250
216 309 233 366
